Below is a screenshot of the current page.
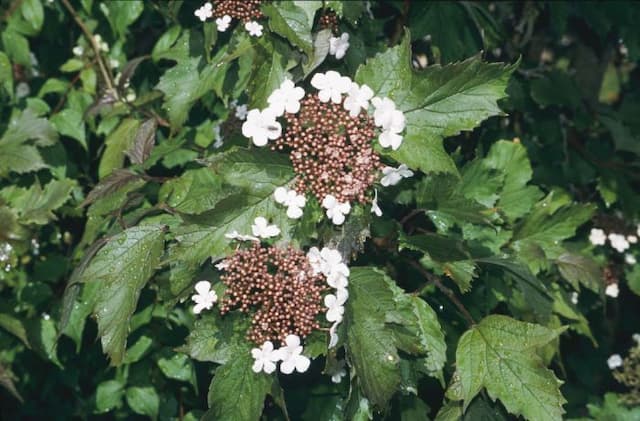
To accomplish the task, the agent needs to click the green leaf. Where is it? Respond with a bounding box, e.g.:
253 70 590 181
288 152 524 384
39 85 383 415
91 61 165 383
0 51 13 99
95 380 125 413
455 315 566 420
345 267 401 409
1 30 30 67
263 2 313 56
203 352 273 421
160 167 225 214
355 31 516 174
101 0 144 38
126 386 160 420
0 313 30 346
51 109 87 150
81 225 165 365
99 118 140 179
556 252 601 293
0 178 75 225
179 312 249 365
157 352 197 388
247 40 286 109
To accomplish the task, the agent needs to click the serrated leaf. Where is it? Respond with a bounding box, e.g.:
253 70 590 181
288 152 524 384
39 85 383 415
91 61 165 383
355 31 516 174
203 352 273 421
247 40 286 109
82 169 142 207
455 315 566 420
51 108 87 150
556 253 601 293
263 2 313 56
0 178 75 225
100 0 143 37
125 118 156 164
126 386 159 420
160 167 225 214
179 312 249 364
81 225 165 365
99 118 141 179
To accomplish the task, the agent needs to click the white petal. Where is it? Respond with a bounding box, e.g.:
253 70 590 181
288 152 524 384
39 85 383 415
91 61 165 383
295 355 311 373
287 205 303 219
285 334 300 348
194 280 211 295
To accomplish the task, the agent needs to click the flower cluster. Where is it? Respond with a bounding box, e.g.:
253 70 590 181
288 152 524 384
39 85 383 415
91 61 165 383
217 242 326 345
251 334 311 375
319 9 339 33
194 0 264 36
308 246 350 348
242 71 411 225
589 225 639 297
608 334 640 405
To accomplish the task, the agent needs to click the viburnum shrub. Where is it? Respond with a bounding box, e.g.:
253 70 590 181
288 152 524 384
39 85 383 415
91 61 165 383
1 1 640 420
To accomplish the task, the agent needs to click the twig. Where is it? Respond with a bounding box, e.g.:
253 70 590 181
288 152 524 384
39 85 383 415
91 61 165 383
61 0 114 93
409 260 476 326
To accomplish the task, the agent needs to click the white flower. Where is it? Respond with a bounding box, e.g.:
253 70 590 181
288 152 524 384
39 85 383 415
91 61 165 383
608 233 630 253
267 79 305 116
235 104 248 120
627 235 638 244
589 228 607 246
322 194 351 225
195 2 213 22
371 189 382 216
380 164 414 187
570 291 578 305
605 283 619 298
324 288 349 323
328 359 347 383
275 335 310 374
72 45 84 56
225 230 259 242
251 341 278 374
343 82 374 117
633 333 640 345
328 322 340 348
310 71 352 104
191 281 217 314
625 254 637 265
329 33 350 59
319 248 350 288
93 34 109 52
274 187 306 219
307 247 322 273
213 125 223 149
242 108 282 146
245 21 263 37
251 217 280 239
371 97 405 133
216 14 231 31
109 58 119 69
16 82 30 99
607 354 623 370
379 130 403 150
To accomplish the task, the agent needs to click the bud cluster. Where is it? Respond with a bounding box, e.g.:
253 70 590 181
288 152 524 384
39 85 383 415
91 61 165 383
212 0 263 22
273 94 381 204
218 243 326 345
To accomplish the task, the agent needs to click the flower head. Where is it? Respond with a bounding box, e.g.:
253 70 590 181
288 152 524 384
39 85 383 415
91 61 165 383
274 334 310 374
195 2 213 21
329 33 350 60
191 280 218 314
251 217 280 239
242 108 282 146
216 14 232 31
343 82 374 117
608 353 623 369
267 79 305 116
608 233 630 253
251 341 278 374
235 103 248 120
589 228 606 246
322 195 351 225
380 164 414 187
310 71 352 104
274 187 306 219
245 21 263 37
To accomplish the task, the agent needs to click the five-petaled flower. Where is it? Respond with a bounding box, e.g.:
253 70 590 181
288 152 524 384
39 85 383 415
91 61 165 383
322 194 351 225
343 82 374 117
251 217 280 239
191 280 217 314
605 283 619 298
267 79 305 116
589 228 606 246
251 341 278 374
310 71 352 104
372 97 405 150
607 353 623 370
216 14 231 31
329 33 350 60
242 108 282 146
274 335 311 374
194 2 213 22
608 233 630 253
274 187 306 219
245 21 263 37
324 288 349 322
380 164 414 186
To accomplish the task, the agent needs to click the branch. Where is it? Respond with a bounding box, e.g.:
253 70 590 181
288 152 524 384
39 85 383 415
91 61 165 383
409 260 476 326
61 0 114 93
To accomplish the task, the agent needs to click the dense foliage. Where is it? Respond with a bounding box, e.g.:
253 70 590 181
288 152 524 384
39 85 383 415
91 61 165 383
1 1 640 420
